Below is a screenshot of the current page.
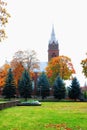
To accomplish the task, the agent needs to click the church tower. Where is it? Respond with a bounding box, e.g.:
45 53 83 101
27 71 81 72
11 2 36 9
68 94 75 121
48 25 59 62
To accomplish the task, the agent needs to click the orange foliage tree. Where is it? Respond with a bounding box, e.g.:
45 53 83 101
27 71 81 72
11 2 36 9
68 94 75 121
13 50 40 72
12 50 40 80
11 59 24 86
0 68 5 88
81 53 87 78
46 56 75 85
0 63 10 88
11 49 40 86
0 0 10 41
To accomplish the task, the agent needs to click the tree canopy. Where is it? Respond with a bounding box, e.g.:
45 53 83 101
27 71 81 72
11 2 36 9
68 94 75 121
37 72 50 99
0 0 10 41
81 53 87 78
53 75 66 100
18 69 32 100
0 63 10 88
2 68 16 99
68 77 81 101
12 50 40 72
46 56 75 85
11 60 24 86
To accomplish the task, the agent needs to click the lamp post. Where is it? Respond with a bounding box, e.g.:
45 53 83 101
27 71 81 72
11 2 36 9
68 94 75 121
40 86 42 98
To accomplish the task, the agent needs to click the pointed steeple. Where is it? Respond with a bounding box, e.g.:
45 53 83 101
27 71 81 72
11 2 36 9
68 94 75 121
48 25 59 61
49 25 56 43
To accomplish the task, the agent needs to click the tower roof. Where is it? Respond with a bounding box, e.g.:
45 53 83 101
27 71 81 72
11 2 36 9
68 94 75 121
49 25 56 43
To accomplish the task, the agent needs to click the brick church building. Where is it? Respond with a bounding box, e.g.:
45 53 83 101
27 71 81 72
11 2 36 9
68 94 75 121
39 25 59 72
33 26 59 96
48 25 59 62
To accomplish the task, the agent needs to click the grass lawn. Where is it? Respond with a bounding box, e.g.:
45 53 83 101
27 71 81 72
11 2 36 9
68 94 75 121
0 102 87 130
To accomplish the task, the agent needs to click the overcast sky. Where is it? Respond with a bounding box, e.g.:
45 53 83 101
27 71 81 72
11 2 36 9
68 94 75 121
0 0 87 86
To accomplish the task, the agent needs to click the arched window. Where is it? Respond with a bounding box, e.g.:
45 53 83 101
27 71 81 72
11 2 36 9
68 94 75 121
52 53 56 58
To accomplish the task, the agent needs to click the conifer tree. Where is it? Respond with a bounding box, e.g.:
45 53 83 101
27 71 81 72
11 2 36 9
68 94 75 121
83 91 87 99
53 75 66 100
37 72 50 99
68 77 81 101
2 68 16 100
18 69 32 101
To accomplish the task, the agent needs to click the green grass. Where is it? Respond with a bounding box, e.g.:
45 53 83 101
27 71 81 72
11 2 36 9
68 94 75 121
0 102 87 130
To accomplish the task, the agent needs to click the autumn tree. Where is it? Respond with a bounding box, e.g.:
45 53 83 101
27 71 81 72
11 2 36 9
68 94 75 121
0 63 10 88
46 56 75 85
81 53 87 78
11 59 24 86
0 0 10 41
53 75 66 100
12 50 40 77
2 68 16 100
0 68 5 88
23 50 40 71
18 69 32 101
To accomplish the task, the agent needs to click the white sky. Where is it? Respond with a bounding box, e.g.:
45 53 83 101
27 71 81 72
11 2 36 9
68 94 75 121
0 0 87 86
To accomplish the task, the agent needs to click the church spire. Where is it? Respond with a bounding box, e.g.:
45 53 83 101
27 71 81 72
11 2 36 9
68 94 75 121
50 25 56 43
48 25 59 62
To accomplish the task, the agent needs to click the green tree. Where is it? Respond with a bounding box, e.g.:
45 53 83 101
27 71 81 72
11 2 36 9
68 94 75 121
83 91 87 99
37 72 50 99
68 77 81 101
53 75 66 100
2 68 16 100
18 69 32 101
